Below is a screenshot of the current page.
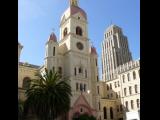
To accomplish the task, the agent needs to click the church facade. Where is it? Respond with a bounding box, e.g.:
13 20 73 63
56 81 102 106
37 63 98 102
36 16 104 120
19 0 98 119
18 0 140 120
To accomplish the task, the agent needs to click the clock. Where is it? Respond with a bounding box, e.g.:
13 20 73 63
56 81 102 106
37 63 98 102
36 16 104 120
76 42 83 50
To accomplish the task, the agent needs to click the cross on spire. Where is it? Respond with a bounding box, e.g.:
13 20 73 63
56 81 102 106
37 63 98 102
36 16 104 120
70 0 78 6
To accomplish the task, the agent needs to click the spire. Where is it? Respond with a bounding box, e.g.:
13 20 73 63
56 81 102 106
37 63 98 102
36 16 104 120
70 0 78 6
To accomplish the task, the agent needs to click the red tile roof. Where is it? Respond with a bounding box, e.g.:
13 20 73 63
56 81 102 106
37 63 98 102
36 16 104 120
91 46 97 55
70 6 87 19
49 32 57 42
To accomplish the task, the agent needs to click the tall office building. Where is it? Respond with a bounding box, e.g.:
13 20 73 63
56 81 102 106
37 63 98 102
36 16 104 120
101 25 132 81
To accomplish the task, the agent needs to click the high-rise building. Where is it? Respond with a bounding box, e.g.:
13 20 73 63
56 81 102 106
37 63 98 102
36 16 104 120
101 25 132 81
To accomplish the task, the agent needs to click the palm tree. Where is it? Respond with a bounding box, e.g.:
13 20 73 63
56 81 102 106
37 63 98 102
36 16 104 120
18 99 24 120
24 68 72 120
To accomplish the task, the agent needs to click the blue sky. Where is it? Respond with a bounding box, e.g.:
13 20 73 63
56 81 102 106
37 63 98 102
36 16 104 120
18 0 140 79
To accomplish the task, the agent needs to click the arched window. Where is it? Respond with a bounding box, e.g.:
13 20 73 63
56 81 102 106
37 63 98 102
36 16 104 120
83 84 86 92
124 88 127 96
58 67 62 76
103 107 107 119
116 92 118 98
79 67 82 73
76 83 79 91
110 107 114 119
122 75 125 83
137 99 140 108
133 71 136 79
85 69 87 78
131 100 134 109
135 84 138 93
22 77 31 89
53 47 55 56
125 101 128 110
110 83 112 90
80 83 83 91
63 27 68 37
107 85 109 90
76 26 82 36
129 86 132 95
127 73 130 81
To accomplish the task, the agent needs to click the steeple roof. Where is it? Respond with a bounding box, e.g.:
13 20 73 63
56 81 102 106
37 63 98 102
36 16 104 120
48 32 57 42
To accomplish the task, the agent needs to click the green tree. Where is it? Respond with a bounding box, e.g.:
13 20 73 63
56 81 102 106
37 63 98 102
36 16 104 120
24 68 72 120
18 99 24 120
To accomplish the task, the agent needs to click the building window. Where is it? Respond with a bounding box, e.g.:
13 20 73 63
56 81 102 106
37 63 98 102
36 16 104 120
110 107 114 119
118 91 121 98
85 69 87 78
120 105 123 112
58 67 62 76
80 108 83 112
110 83 112 90
103 107 107 119
74 67 77 76
99 102 101 110
79 67 82 73
123 75 125 83
124 88 127 96
131 100 134 109
107 94 109 98
63 27 68 37
76 83 79 91
114 82 117 88
22 77 31 89
133 71 136 80
137 99 140 108
125 101 128 110
127 73 130 81
111 93 113 98
83 84 86 92
96 59 97 66
80 83 83 92
107 85 109 90
97 86 99 94
135 84 138 93
116 92 118 98
129 86 132 95
76 26 82 36
117 105 119 112
78 16 80 19
97 75 99 81
53 47 55 56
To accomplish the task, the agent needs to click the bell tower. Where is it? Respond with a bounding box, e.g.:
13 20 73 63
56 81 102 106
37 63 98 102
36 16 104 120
59 0 89 54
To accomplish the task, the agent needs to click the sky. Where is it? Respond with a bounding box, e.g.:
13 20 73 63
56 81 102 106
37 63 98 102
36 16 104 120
18 0 140 79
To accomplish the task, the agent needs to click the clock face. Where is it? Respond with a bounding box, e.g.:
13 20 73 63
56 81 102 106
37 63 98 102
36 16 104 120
76 42 83 50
